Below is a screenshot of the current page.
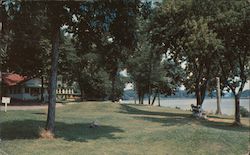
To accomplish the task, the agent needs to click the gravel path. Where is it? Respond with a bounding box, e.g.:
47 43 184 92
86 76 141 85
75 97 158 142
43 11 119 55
0 103 64 111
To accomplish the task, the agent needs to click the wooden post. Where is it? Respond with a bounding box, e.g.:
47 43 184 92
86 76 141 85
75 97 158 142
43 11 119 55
215 77 222 115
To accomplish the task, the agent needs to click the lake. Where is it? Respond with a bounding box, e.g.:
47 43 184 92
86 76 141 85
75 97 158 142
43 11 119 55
121 98 250 116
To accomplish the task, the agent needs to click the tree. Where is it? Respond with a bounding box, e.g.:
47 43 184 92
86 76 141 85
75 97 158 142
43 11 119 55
45 2 71 134
128 12 185 105
127 32 155 104
69 0 140 102
1 1 51 102
150 0 223 106
180 18 223 106
213 0 250 125
0 0 4 99
106 1 139 102
1 0 21 98
62 45 112 101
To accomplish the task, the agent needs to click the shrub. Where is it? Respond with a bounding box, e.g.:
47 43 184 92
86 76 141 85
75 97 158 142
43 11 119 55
240 106 250 117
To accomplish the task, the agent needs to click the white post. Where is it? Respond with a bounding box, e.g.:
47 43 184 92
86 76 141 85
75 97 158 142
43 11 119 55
2 97 10 112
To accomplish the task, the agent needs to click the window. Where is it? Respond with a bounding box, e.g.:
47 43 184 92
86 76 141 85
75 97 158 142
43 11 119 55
25 88 29 93
30 88 39 96
13 88 16 94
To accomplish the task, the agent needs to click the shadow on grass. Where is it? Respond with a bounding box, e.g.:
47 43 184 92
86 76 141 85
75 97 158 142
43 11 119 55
120 104 250 132
0 120 124 142
32 112 47 115
199 119 250 132
207 115 233 120
120 104 191 118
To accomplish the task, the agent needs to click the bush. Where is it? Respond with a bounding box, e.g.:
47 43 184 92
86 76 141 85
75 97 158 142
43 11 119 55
240 106 250 117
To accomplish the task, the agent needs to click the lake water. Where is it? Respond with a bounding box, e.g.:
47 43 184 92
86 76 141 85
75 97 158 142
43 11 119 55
121 98 250 116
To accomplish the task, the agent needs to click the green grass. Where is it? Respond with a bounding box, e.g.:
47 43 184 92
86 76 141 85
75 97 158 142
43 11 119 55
0 102 249 155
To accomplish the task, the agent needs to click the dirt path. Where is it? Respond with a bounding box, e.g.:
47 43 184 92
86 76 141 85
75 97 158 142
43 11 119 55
0 103 64 111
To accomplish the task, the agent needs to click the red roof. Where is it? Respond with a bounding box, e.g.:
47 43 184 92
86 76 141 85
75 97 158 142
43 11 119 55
2 73 27 86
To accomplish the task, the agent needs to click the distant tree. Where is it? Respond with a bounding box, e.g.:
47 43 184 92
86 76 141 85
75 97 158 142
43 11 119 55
69 0 140 102
127 31 155 104
128 13 185 105
154 58 185 105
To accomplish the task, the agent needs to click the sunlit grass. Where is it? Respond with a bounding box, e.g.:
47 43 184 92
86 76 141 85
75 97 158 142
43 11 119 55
0 102 249 155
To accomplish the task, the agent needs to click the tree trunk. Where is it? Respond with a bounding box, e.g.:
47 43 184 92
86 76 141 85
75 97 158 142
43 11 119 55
41 74 44 103
134 87 137 104
138 92 141 104
0 71 2 100
137 85 143 104
195 87 202 106
0 3 3 100
148 93 151 105
148 77 151 105
234 94 241 125
111 75 116 102
151 92 157 105
141 94 144 104
110 66 118 102
157 92 160 106
140 93 144 104
79 84 84 101
46 24 60 134
215 77 222 115
200 87 206 106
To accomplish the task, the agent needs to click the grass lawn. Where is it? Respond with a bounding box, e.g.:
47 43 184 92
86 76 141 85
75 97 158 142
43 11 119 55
0 102 249 155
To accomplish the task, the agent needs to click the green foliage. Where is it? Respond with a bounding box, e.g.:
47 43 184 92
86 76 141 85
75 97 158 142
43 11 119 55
213 0 250 96
240 106 250 117
159 58 185 95
128 14 185 104
67 0 140 101
150 0 229 105
2 2 43 76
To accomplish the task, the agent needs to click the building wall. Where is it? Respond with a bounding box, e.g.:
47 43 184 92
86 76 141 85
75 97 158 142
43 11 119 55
4 77 77 102
8 93 48 101
7 86 49 101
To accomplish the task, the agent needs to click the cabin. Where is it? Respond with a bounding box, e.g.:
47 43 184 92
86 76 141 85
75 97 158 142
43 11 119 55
1 73 76 102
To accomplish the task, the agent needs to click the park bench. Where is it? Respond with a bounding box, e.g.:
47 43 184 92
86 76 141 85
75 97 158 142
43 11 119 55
191 104 206 119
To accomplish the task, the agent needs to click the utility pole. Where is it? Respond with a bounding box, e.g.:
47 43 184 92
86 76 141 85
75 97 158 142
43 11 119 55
215 77 222 114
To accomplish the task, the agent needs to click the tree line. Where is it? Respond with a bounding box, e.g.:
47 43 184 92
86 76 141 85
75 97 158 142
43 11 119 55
0 0 249 134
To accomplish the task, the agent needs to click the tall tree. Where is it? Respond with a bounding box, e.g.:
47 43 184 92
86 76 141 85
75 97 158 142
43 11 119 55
45 2 71 134
180 18 222 106
150 0 223 106
4 2 45 76
69 0 140 102
213 0 250 125
128 11 185 105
